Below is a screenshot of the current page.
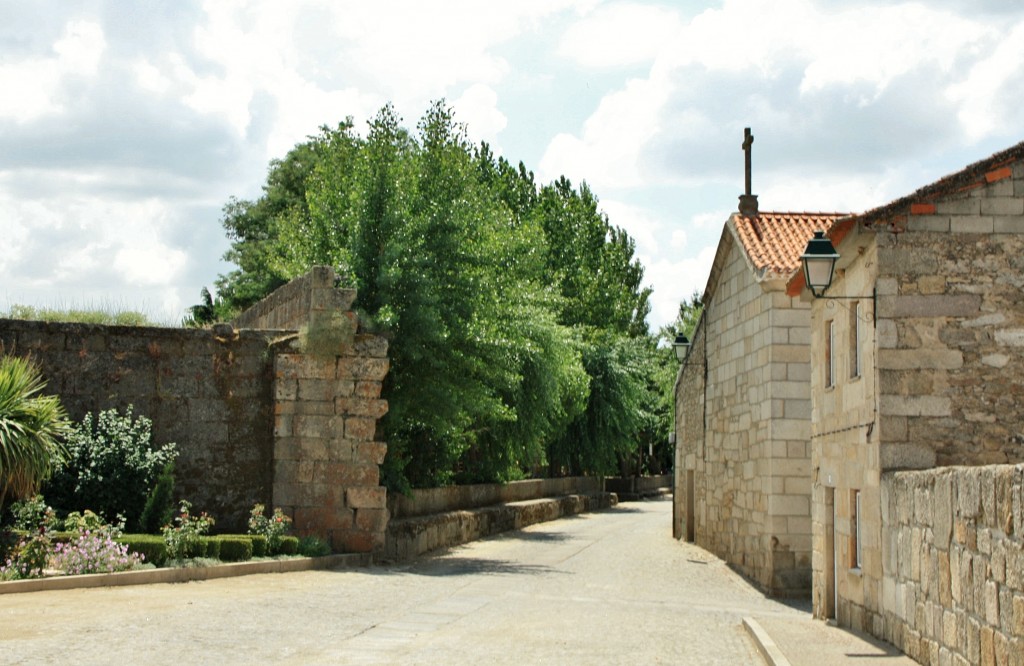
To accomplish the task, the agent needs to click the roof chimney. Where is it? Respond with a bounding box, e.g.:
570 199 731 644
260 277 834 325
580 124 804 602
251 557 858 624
738 127 759 217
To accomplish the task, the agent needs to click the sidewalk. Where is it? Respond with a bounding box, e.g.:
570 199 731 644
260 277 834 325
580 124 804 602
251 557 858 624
745 612 918 666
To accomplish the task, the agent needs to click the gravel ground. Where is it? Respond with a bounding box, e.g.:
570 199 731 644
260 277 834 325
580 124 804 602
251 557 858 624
1 498 826 665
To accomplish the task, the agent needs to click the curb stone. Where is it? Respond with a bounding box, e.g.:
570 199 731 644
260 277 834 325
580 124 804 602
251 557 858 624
0 552 370 595
743 616 792 666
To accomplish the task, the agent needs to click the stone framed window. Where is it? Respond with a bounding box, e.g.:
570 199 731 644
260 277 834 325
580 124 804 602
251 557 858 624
849 301 861 379
825 319 835 389
851 489 862 570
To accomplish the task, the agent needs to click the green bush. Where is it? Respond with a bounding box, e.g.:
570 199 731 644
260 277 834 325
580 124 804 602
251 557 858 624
6 495 61 532
277 535 299 555
217 537 253 562
45 406 177 530
298 535 331 557
249 534 268 557
0 354 70 515
117 534 168 567
139 461 175 534
201 536 220 560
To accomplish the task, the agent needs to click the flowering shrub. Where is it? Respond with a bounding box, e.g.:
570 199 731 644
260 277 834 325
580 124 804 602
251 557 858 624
163 500 214 560
51 531 143 575
63 510 124 538
0 528 52 580
248 503 293 554
7 495 61 532
45 405 177 530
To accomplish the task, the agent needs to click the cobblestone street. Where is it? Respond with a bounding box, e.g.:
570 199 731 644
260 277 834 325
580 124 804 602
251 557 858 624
1 499 846 665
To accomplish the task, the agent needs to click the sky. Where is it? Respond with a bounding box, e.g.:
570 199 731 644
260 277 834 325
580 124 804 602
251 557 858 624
3 0 1024 330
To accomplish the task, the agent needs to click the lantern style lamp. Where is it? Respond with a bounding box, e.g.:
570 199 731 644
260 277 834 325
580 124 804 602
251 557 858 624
800 230 840 297
673 333 691 361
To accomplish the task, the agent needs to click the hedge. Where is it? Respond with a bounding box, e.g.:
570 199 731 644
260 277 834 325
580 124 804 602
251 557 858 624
117 534 168 567
276 536 299 555
216 537 254 562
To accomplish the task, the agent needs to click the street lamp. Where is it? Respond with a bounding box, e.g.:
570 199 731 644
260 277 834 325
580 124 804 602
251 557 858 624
673 333 691 361
800 230 840 297
799 229 876 322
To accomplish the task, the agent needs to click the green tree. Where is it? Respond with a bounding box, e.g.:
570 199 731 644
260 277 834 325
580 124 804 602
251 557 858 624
198 101 658 489
0 354 69 513
643 292 705 473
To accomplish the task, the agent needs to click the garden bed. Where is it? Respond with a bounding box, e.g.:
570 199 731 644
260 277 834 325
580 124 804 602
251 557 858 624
0 551 370 595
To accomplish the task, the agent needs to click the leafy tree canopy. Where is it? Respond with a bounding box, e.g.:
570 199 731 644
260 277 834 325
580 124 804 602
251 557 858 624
198 101 680 488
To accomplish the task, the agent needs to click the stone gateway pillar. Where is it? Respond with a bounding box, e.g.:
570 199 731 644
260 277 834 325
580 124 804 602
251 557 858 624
234 267 391 553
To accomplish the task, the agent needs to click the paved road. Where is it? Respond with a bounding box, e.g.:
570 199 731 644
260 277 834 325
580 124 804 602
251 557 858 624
1 498 812 665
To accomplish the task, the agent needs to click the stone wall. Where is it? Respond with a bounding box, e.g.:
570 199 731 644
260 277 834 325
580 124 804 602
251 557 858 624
389 477 602 519
674 304 706 542
232 266 355 332
272 333 390 553
0 267 392 552
876 177 1024 467
879 466 1024 665
0 320 275 532
675 229 813 596
810 157 1024 650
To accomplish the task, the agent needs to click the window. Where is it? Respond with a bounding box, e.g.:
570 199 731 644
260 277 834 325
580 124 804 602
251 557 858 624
850 301 861 379
851 490 862 570
825 319 835 388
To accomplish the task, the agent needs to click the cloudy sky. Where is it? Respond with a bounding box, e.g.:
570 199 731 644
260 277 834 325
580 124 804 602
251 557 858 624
3 1 1024 329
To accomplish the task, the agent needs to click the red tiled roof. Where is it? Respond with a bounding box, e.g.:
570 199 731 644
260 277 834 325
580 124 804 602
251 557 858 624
731 211 849 279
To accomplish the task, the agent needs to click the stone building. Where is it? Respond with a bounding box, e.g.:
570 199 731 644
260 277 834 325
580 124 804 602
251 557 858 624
673 209 844 596
788 142 1024 660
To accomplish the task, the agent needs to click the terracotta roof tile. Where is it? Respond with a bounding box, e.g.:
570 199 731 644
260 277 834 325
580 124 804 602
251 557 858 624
731 211 849 279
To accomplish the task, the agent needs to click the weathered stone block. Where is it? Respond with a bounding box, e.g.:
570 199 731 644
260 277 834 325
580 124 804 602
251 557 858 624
345 416 377 441
346 487 387 509
352 334 388 358
881 443 938 470
878 349 964 370
335 397 389 419
338 357 390 381
354 380 383 398
987 581 1001 626
881 395 952 418
356 441 388 465
981 197 1024 216
878 294 982 319
354 508 388 533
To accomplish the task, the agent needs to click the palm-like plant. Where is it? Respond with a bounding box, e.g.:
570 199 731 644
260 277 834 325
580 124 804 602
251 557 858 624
0 354 69 514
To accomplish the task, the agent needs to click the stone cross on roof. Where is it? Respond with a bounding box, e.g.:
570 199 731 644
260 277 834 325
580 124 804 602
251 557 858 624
739 127 759 217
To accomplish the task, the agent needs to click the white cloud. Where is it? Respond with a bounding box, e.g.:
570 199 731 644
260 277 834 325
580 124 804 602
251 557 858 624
538 77 667 189
452 84 508 149
52 20 106 75
600 199 663 256
0 19 106 123
645 244 717 326
947 20 1024 141
557 3 684 68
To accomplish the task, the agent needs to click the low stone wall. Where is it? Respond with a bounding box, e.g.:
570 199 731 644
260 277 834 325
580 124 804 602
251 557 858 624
384 492 617 562
880 465 1024 664
605 474 672 499
387 477 602 519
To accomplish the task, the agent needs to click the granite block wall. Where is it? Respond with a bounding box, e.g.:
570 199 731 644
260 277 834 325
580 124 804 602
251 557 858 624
880 466 1024 666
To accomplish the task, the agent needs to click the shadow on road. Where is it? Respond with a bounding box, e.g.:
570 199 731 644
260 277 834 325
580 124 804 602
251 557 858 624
404 556 564 578
491 529 573 543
